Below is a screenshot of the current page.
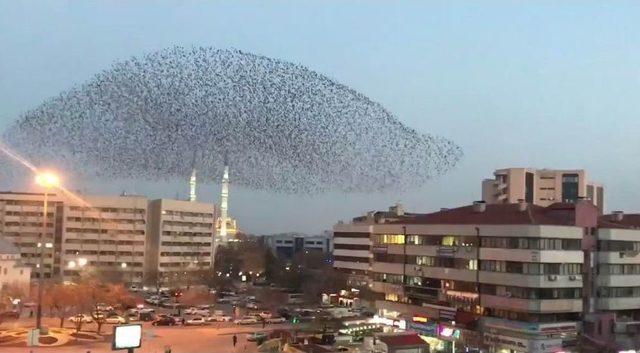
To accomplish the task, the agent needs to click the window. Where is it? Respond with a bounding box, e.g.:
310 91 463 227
373 234 405 245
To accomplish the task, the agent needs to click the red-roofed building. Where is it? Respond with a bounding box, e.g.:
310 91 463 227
375 333 429 353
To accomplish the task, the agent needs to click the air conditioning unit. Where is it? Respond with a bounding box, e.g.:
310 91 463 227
569 275 577 281
547 275 558 281
414 266 422 271
505 292 512 298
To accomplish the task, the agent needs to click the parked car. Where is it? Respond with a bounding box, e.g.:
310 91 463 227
169 314 185 325
207 314 233 322
234 316 259 325
246 302 259 309
105 315 126 324
246 332 267 342
266 316 286 324
95 303 114 311
258 311 273 319
152 316 176 326
197 304 212 310
139 311 155 322
0 311 20 320
69 314 93 323
185 317 207 326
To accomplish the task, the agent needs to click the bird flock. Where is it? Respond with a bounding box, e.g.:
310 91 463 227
2 47 462 193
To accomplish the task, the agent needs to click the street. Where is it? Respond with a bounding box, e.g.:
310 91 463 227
1 317 294 353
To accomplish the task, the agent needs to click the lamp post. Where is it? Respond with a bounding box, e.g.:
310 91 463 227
34 171 60 333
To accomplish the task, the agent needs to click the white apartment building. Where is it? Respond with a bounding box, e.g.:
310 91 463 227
363 200 601 353
482 168 604 214
0 192 62 279
145 199 215 285
61 195 148 285
0 236 31 296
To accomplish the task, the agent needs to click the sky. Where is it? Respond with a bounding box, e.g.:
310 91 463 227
1 1 639 234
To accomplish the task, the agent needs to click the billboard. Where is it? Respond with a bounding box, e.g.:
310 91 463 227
112 324 142 351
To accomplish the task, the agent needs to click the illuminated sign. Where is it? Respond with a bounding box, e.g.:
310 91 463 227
412 316 428 323
438 326 461 339
112 324 142 350
372 315 406 329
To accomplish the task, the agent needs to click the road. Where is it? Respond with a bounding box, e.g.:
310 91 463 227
1 317 295 353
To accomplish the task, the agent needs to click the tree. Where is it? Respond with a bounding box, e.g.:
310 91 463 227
42 283 82 328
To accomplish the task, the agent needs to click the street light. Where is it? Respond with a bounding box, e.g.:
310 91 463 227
121 262 127 268
34 171 60 333
78 258 87 267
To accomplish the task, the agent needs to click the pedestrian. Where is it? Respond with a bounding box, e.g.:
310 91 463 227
29 310 33 318
262 318 266 328
232 334 237 347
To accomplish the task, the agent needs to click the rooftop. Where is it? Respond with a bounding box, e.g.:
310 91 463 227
393 201 597 226
377 333 427 348
599 213 640 230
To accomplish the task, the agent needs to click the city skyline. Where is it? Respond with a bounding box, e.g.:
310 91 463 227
1 1 639 234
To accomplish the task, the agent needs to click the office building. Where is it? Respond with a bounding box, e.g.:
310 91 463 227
146 199 215 285
481 168 604 214
61 195 148 285
262 232 333 259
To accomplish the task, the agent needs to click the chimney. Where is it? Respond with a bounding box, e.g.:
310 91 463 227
612 211 624 222
472 201 486 213
517 199 528 212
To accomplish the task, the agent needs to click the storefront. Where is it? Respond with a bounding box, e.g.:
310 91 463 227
482 318 577 353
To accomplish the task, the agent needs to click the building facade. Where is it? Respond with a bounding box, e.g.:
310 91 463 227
332 204 420 288
0 192 62 279
333 200 640 352
262 232 333 259
0 236 31 299
145 199 215 286
0 191 217 287
481 168 604 214
61 195 148 285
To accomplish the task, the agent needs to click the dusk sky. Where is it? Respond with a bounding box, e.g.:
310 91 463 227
1 1 639 234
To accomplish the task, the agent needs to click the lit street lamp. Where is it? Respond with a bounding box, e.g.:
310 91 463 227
34 171 60 333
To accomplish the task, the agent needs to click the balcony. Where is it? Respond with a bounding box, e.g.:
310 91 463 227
371 262 404 275
598 251 640 264
371 281 404 295
333 260 369 271
405 265 476 282
481 248 583 263
479 272 583 288
597 274 640 287
481 295 582 313
333 249 369 258
597 298 640 311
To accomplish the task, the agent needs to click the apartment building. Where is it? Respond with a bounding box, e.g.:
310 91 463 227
481 168 604 214
589 211 640 350
0 236 31 294
0 192 62 279
261 232 333 259
61 195 148 285
364 200 601 353
145 199 215 286
333 204 420 288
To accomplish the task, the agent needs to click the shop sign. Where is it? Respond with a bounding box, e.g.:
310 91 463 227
408 322 437 336
484 333 562 353
438 325 461 340
482 317 577 335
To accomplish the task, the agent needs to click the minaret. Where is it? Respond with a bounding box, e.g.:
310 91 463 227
218 163 230 243
189 169 197 202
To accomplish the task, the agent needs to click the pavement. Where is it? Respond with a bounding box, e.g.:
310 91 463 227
1 317 294 353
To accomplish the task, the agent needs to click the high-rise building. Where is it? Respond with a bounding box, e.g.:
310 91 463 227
145 199 215 286
481 168 604 214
